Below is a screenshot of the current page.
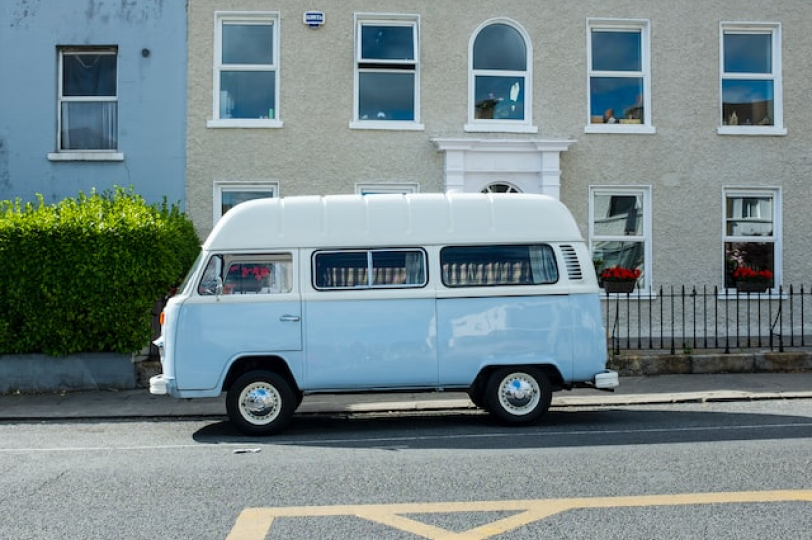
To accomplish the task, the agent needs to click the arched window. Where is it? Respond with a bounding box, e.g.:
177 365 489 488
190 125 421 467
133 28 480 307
481 183 521 194
468 20 533 131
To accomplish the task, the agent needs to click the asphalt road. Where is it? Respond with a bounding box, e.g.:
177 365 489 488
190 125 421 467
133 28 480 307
1 400 811 539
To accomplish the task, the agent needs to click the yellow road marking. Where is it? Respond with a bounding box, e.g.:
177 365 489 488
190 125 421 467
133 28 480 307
226 490 812 540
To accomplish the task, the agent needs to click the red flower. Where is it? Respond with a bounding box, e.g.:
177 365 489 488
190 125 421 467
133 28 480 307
732 267 772 282
600 266 641 282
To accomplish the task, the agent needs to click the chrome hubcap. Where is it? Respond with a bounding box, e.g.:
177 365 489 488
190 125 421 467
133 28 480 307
240 382 281 425
498 373 540 415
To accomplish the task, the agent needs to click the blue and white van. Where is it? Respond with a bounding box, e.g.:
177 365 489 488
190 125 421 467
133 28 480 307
151 193 618 435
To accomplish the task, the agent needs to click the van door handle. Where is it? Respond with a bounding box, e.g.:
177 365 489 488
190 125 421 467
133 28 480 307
279 315 301 322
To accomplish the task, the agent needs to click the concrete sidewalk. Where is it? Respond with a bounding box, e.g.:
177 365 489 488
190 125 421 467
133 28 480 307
0 372 811 420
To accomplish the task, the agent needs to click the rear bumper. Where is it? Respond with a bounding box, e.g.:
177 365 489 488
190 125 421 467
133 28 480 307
594 370 620 390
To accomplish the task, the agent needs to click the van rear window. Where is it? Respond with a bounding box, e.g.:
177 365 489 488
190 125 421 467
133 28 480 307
314 249 427 289
440 245 558 287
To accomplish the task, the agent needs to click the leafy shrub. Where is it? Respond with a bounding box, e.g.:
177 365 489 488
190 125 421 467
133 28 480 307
0 187 200 356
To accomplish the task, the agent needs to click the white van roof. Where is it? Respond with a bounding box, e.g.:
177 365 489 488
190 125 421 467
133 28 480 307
203 193 584 251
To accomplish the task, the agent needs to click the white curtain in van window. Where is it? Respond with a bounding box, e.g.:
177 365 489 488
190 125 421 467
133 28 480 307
529 245 557 283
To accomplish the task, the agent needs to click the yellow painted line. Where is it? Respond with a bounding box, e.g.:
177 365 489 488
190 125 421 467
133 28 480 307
226 490 812 540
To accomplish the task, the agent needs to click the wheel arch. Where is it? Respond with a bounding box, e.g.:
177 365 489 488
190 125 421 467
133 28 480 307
222 355 299 393
471 363 565 394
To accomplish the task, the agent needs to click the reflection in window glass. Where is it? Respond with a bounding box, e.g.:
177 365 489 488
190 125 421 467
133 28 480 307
355 18 418 123
220 71 275 119
440 245 557 287
723 191 777 289
471 22 528 123
361 25 414 60
721 28 778 127
358 72 415 120
590 189 647 290
473 24 526 71
216 15 277 121
589 28 645 124
222 24 273 65
221 189 275 217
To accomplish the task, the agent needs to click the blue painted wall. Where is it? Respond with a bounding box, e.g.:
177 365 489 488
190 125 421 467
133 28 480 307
0 0 186 207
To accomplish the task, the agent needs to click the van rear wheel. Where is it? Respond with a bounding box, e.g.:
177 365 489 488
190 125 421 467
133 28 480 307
226 370 295 436
485 367 552 425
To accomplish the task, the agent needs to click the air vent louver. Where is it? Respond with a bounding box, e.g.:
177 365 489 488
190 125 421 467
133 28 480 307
560 245 583 280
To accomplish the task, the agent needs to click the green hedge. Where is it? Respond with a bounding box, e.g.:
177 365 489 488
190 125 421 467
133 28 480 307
0 187 200 356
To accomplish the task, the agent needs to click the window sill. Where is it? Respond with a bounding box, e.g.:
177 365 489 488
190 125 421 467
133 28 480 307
464 122 539 134
207 119 284 129
600 290 656 300
349 120 425 131
717 126 787 137
584 124 656 135
47 152 124 162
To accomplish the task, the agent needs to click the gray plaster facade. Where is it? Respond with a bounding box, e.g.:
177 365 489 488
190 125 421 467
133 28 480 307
186 1 812 292
0 0 187 207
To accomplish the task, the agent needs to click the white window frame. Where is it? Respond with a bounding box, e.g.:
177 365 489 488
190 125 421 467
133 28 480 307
48 46 123 162
589 186 653 294
213 181 278 226
722 187 781 293
465 18 536 134
718 23 784 136
354 182 419 195
585 19 654 135
208 11 282 129
350 13 423 131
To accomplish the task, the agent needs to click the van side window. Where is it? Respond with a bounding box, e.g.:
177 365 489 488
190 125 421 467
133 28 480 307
314 249 427 289
198 254 293 295
440 244 558 287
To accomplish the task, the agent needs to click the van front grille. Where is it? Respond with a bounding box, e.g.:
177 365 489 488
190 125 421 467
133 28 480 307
560 245 583 280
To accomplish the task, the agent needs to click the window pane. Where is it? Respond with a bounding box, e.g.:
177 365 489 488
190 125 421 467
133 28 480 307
474 76 524 120
60 101 117 150
314 252 369 289
220 71 275 119
361 25 414 61
371 250 426 286
724 241 774 288
591 30 641 72
440 245 557 287
473 24 526 71
590 77 644 120
721 80 774 126
222 24 273 65
63 54 117 97
221 190 274 216
725 196 773 237
724 33 771 73
358 72 415 120
592 241 644 279
224 261 291 294
594 194 643 236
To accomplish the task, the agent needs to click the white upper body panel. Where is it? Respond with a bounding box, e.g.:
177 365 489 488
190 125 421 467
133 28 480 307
203 193 584 251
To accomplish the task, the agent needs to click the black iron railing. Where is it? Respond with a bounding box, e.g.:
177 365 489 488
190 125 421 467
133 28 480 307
604 285 812 354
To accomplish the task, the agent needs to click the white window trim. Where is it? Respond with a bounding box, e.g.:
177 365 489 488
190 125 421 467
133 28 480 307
717 22 785 136
589 185 653 295
722 186 782 294
213 181 278 225
351 13 424 131
584 19 655 135
465 18 537 134
54 46 120 154
355 182 420 195
209 11 282 129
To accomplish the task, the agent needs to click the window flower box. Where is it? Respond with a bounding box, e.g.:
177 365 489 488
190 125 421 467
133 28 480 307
733 267 772 294
600 266 641 294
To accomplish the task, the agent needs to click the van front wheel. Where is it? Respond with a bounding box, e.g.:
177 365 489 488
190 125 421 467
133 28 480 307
485 367 552 425
226 370 295 436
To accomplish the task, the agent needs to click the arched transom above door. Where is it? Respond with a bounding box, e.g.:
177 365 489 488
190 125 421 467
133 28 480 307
431 138 574 199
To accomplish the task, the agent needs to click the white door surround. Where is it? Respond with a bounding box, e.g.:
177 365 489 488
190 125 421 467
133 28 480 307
431 138 574 198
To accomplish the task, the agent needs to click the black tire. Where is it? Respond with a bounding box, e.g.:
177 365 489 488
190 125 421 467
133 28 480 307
226 370 296 436
484 367 552 425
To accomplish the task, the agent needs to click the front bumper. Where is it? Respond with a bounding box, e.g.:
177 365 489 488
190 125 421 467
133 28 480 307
149 374 175 396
